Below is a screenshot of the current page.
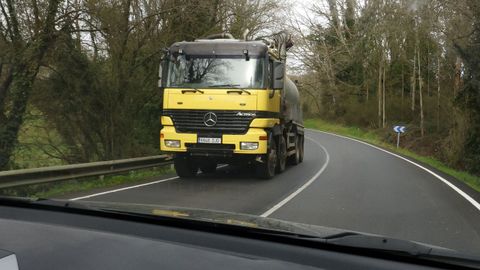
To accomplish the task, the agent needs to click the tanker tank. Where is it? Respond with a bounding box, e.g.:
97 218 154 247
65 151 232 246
282 77 303 125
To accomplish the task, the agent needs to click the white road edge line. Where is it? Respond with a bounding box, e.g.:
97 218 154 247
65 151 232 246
69 176 180 201
260 137 330 217
69 164 230 201
308 128 480 212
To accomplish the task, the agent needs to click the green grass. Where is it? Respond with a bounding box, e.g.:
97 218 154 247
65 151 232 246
11 108 67 169
304 118 480 193
0 166 174 199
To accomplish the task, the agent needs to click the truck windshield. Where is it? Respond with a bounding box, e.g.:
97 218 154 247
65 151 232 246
167 56 265 89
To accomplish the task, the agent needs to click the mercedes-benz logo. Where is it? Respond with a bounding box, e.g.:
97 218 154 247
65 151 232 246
203 112 217 127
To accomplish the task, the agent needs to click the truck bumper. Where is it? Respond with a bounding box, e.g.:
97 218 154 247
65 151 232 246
160 126 268 155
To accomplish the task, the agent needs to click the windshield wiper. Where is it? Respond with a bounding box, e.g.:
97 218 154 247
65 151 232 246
181 88 204 94
285 231 480 268
209 84 251 95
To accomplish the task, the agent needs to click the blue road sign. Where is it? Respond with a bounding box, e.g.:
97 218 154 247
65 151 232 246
393 126 406 133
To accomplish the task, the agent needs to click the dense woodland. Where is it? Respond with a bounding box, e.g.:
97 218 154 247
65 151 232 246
293 0 480 174
0 0 283 169
0 0 479 176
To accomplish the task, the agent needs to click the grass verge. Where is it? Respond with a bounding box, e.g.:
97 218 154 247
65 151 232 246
304 118 480 193
0 165 174 199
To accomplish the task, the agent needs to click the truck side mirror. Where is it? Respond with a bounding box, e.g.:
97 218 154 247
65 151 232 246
158 62 164 88
273 61 285 90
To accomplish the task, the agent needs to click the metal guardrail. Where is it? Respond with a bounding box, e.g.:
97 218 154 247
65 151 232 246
0 155 173 189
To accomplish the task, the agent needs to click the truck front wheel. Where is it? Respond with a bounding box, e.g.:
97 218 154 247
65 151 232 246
174 154 198 178
256 138 277 179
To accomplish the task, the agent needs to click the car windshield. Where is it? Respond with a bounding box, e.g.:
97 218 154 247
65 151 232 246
2 0 480 266
167 56 264 88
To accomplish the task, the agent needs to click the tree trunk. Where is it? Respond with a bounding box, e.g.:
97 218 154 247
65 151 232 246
418 48 424 137
0 64 41 167
345 0 355 39
366 84 369 101
0 67 13 118
0 0 61 170
302 87 322 114
364 65 369 101
427 44 430 96
401 64 404 103
378 60 382 128
437 56 441 132
382 63 386 128
453 57 461 97
73 0 82 49
411 48 416 112
327 0 340 31
401 63 404 119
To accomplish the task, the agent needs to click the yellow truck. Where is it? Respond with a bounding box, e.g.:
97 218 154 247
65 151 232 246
159 32 303 178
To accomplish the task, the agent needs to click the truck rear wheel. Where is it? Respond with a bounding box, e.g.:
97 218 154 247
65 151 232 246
299 136 304 163
287 135 301 165
174 154 198 178
256 138 277 179
276 135 287 173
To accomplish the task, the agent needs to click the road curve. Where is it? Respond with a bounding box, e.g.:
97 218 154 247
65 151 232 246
69 130 480 255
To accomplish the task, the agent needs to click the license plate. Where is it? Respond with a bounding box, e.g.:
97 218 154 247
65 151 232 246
197 137 222 144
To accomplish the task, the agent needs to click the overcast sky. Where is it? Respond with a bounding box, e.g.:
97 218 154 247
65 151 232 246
284 0 317 75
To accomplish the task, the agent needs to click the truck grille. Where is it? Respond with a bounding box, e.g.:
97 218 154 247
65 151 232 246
163 110 257 134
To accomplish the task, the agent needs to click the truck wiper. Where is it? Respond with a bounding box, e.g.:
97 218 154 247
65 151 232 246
209 84 251 95
181 88 204 94
227 89 251 95
209 83 241 88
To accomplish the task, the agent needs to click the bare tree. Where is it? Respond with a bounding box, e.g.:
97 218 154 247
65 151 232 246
0 0 62 169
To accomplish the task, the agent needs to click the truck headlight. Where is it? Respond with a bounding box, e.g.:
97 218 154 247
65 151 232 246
240 142 258 150
165 140 180 148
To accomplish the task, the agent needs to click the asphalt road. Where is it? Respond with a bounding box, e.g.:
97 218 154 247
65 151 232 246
70 129 480 255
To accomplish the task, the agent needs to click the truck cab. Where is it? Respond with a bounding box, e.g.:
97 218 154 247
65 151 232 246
159 33 303 179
